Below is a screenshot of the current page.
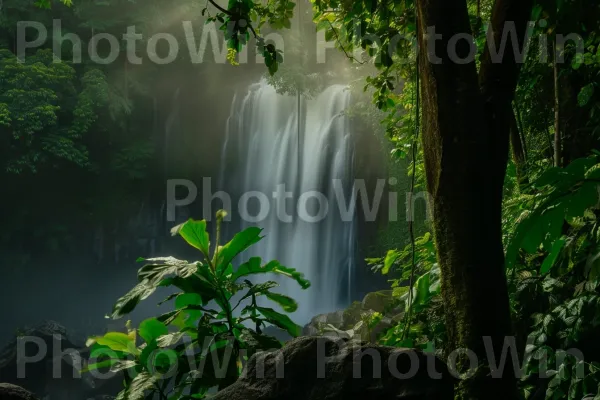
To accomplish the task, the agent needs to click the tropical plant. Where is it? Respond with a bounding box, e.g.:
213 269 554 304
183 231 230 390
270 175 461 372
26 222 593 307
85 211 310 399
501 155 600 399
367 233 444 351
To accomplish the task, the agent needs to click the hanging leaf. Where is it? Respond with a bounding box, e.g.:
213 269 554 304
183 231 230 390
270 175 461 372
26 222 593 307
413 272 431 306
265 291 298 312
256 307 302 337
233 258 310 289
383 249 400 274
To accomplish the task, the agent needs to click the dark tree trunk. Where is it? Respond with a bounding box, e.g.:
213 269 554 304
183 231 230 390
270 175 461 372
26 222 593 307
416 0 532 398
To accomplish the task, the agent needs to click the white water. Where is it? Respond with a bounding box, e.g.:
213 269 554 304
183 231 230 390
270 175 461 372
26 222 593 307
219 79 357 323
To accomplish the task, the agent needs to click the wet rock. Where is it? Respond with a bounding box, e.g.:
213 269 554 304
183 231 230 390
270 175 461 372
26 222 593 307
212 336 454 400
0 383 38 400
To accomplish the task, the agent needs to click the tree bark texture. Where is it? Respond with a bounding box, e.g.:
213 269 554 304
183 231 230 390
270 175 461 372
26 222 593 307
416 0 532 398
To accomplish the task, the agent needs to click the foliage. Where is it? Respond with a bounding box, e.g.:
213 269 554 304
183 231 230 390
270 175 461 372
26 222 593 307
0 49 109 172
85 211 310 399
367 233 444 351
503 156 600 399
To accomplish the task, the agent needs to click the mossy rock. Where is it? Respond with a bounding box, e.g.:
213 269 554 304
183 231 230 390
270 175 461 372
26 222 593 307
361 290 393 313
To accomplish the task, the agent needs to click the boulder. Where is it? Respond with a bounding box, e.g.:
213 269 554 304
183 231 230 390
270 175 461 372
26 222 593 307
0 321 121 399
361 290 393 313
303 290 401 341
212 336 454 400
0 383 38 400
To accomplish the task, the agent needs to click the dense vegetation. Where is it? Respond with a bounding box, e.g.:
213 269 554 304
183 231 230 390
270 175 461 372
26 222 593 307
2 0 600 399
86 211 310 399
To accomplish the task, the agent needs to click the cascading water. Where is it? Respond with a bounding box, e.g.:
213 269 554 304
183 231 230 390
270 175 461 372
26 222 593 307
219 79 357 323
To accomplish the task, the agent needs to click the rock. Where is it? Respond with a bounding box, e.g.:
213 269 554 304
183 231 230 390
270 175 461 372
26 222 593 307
361 290 393 313
0 383 38 400
0 321 121 399
303 291 400 341
212 336 454 400
302 311 345 336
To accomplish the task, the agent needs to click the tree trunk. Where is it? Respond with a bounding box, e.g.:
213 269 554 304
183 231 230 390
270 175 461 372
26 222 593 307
416 0 532 398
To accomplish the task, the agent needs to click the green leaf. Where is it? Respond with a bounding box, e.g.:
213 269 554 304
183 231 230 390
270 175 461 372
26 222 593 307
115 371 158 400
111 258 199 319
265 291 298 312
256 307 301 337
540 237 566 274
87 332 137 355
216 227 263 272
233 258 310 289
578 84 595 107
382 250 399 274
565 182 599 219
415 272 431 305
521 219 543 254
138 318 168 344
172 293 204 328
173 219 210 256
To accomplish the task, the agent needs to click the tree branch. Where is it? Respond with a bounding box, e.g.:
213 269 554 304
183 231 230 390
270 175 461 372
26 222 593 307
208 0 233 16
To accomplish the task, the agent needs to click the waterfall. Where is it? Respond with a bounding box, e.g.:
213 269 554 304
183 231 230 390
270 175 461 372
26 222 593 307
219 79 357 323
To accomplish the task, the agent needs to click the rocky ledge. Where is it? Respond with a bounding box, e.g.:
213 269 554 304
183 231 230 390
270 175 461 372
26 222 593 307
212 335 454 400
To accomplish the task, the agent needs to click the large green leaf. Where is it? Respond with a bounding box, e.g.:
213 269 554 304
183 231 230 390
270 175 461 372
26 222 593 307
138 318 168 344
87 332 137 355
265 291 298 312
233 258 310 289
111 281 158 319
173 219 210 256
137 257 198 284
216 227 263 273
160 274 219 305
414 272 431 306
256 306 301 337
540 205 565 251
565 182 599 219
382 249 399 275
540 237 566 275
111 258 200 319
172 293 204 328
